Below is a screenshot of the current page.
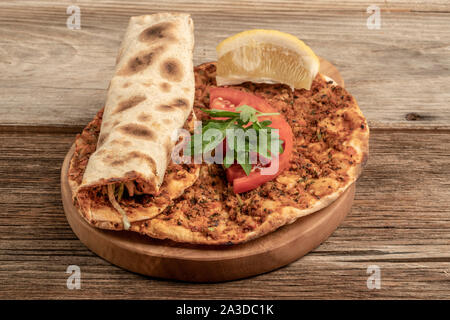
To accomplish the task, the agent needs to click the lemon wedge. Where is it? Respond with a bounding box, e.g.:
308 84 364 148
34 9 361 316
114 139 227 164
216 29 320 90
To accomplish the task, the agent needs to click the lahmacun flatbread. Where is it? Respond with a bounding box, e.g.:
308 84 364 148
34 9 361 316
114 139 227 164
69 62 369 244
70 13 199 229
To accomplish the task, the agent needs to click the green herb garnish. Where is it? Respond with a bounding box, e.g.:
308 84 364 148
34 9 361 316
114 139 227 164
186 105 284 175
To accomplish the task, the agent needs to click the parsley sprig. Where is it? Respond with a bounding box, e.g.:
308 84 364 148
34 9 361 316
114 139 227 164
187 105 284 175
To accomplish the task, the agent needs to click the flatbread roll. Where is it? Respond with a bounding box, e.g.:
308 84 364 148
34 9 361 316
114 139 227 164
73 13 198 229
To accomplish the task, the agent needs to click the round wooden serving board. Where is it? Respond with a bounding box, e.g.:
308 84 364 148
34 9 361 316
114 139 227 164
61 58 353 283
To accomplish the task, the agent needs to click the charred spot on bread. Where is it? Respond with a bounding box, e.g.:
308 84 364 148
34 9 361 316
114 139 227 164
160 58 183 82
119 47 164 76
173 98 189 109
118 123 156 140
156 98 189 112
160 82 171 92
156 104 173 112
137 112 153 122
128 151 157 170
113 96 146 114
109 152 156 170
138 22 176 43
110 139 132 147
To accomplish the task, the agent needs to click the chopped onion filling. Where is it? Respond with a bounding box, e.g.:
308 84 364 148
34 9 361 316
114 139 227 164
107 184 130 230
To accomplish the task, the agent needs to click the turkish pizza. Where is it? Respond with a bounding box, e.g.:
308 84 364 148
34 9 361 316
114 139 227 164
69 61 369 245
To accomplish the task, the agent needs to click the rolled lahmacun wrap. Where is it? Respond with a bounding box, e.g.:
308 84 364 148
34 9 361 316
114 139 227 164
74 13 195 229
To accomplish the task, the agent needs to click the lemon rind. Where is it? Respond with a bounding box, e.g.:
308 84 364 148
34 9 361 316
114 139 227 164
216 29 320 89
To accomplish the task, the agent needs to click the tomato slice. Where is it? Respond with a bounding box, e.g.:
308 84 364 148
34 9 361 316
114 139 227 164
209 87 294 193
210 88 249 107
225 163 246 182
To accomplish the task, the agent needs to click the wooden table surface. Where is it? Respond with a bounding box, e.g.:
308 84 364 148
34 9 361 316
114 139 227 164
1 0 449 299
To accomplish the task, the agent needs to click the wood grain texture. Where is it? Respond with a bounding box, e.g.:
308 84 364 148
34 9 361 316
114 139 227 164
0 1 449 129
0 0 449 300
1 130 449 299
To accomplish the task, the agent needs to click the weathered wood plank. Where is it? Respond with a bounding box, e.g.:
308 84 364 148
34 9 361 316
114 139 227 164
2 0 450 13
0 1 449 129
0 130 449 299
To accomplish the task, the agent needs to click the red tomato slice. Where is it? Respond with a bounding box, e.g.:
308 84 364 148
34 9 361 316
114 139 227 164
209 87 294 193
210 88 248 106
225 163 246 182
